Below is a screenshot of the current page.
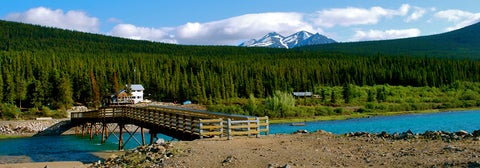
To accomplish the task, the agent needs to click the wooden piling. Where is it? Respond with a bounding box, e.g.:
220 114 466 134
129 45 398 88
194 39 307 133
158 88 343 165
149 131 156 145
101 123 106 144
75 125 78 136
89 123 93 140
81 124 85 136
141 127 145 146
119 124 124 150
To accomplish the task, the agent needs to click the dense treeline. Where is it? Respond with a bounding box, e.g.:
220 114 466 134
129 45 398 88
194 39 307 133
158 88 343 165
299 21 480 58
1 20 480 118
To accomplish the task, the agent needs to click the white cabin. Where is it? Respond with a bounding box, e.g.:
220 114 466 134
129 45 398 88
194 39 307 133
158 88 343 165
129 84 145 104
112 84 145 104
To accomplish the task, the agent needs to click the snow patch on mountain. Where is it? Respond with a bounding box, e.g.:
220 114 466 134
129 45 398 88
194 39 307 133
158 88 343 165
240 31 336 49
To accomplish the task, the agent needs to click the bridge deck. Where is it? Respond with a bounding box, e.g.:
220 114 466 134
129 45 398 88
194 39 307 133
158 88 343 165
70 105 268 149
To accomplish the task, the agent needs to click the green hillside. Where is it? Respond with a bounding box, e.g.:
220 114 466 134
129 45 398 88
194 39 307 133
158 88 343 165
299 22 480 58
1 20 480 119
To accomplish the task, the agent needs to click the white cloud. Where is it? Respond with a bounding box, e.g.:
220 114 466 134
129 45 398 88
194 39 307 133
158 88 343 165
110 24 177 43
405 7 426 22
351 28 420 41
313 4 410 27
111 12 315 45
434 9 480 31
5 7 99 32
175 12 316 45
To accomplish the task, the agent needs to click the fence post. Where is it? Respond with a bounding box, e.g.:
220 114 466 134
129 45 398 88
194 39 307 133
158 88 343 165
256 117 260 138
199 119 203 139
227 118 232 140
219 118 224 138
265 116 269 135
247 118 251 137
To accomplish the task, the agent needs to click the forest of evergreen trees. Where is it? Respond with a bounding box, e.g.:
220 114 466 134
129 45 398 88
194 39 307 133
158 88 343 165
1 20 480 119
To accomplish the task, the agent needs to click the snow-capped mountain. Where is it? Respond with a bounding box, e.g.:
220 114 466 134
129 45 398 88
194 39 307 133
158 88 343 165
240 32 288 48
239 31 336 49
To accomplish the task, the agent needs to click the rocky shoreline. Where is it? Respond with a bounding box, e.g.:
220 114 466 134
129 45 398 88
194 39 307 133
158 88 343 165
87 129 480 168
343 129 480 141
0 119 71 136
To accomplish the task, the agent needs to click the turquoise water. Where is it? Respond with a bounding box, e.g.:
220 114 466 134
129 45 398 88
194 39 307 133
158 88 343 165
0 110 479 163
270 110 480 134
0 132 172 163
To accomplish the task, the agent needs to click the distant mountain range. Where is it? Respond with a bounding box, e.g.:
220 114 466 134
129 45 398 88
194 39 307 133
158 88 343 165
239 31 336 49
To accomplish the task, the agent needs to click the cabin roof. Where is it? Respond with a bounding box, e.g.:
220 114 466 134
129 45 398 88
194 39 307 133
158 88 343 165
130 84 144 91
292 92 312 97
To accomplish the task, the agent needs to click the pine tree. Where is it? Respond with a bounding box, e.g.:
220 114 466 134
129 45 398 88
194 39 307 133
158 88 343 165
15 76 27 108
112 71 120 93
90 69 100 108
330 90 336 104
320 88 326 103
342 83 352 104
367 89 375 102
57 73 73 110
3 72 15 104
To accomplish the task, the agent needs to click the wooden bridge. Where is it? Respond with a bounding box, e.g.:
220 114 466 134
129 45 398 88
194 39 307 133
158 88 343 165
70 105 269 150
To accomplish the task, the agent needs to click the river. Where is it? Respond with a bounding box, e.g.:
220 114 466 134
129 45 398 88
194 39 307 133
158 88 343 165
1 110 479 163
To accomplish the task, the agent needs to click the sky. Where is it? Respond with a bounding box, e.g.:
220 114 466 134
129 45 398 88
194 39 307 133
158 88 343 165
1 0 479 45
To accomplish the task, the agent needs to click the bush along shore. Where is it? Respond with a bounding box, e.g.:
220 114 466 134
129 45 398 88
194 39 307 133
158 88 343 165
87 129 480 168
207 81 480 121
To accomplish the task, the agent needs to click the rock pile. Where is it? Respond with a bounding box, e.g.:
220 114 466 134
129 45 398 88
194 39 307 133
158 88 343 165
344 129 480 141
89 141 175 168
0 124 35 134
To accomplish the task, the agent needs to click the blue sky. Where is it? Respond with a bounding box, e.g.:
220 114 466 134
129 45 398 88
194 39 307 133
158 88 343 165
1 0 479 45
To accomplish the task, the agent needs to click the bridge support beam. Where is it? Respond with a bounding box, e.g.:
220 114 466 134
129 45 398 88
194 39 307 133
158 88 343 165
89 123 93 140
141 128 146 146
118 124 124 150
101 123 107 144
75 125 78 135
149 131 157 145
81 124 85 136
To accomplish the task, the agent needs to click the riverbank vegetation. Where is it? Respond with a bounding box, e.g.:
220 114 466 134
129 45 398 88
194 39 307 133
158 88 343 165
1 20 480 120
208 81 480 120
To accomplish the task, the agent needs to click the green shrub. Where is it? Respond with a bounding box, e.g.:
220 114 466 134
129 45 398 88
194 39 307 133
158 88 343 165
265 90 295 118
365 103 376 109
41 106 54 117
1 103 21 120
355 108 370 113
314 106 333 116
53 109 68 118
334 108 344 114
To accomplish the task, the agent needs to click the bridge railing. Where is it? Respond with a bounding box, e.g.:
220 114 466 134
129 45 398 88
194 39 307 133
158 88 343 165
71 106 269 139
121 106 204 135
199 118 224 137
223 117 269 139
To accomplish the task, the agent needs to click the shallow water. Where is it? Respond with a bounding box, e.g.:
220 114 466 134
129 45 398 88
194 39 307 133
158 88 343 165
0 110 479 163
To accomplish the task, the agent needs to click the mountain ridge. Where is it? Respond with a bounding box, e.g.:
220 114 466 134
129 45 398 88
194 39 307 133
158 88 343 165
239 31 336 49
298 21 480 58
